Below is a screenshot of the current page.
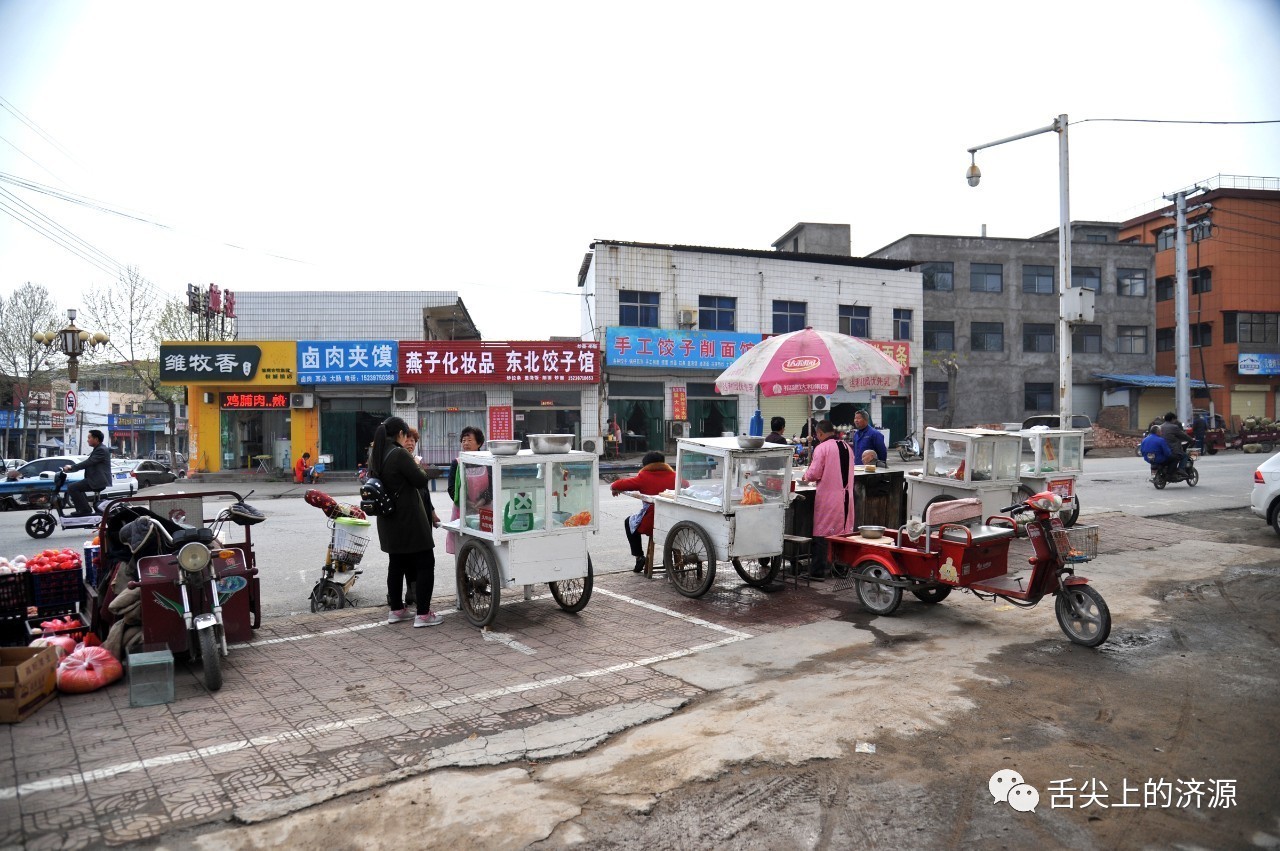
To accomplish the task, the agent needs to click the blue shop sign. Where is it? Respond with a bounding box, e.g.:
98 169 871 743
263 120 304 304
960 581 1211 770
297 340 398 384
0 410 18 428
606 327 763 369
1238 353 1280 376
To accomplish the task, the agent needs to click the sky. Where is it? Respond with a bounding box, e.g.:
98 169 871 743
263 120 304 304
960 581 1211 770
1 0 1278 341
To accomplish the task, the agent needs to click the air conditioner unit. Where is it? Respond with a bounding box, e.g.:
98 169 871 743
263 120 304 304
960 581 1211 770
290 392 315 409
813 395 829 411
668 420 691 438
393 387 416 405
677 309 696 328
581 438 599 454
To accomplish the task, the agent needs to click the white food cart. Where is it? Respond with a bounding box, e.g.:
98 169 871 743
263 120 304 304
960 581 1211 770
1018 427 1084 526
648 437 795 598
445 446 598 627
905 428 1023 522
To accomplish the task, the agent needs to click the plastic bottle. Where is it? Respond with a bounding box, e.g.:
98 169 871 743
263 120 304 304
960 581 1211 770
749 409 764 437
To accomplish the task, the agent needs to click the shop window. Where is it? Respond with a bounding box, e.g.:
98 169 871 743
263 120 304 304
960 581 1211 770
839 305 870 338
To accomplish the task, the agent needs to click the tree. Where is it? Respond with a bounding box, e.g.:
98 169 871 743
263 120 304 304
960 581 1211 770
934 354 961 429
0 283 62 458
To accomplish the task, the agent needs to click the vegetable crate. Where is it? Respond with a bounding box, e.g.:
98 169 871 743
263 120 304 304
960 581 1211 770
26 612 89 643
0 573 29 621
30 568 84 617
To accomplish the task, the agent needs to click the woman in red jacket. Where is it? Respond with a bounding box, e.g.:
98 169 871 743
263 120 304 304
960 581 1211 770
610 451 676 572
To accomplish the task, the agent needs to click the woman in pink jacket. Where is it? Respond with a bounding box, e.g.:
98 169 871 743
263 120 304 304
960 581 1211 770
802 419 856 579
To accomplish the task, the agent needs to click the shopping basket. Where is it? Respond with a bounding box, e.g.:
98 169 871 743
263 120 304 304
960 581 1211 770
330 516 372 565
1050 525 1099 564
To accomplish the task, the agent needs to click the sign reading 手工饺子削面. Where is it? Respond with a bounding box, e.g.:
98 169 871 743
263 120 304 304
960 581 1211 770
297 340 398 384
398 341 600 383
606 327 763 369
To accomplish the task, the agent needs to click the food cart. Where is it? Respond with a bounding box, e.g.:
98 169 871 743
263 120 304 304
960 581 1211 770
647 436 794 598
904 428 1022 523
1019 427 1084 526
446 437 598 628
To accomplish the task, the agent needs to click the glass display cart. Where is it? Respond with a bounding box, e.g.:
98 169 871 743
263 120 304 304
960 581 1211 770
1018 427 1084 526
646 436 794 598
904 428 1023 523
447 445 598 627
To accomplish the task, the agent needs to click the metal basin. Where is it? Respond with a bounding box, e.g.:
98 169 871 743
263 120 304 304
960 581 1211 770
487 440 522 456
858 525 886 539
736 435 765 450
529 434 574 454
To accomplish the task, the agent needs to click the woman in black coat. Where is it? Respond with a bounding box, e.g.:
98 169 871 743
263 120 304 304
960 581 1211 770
368 416 442 627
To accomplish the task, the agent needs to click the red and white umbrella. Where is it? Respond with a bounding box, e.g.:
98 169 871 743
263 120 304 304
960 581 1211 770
715 327 907 398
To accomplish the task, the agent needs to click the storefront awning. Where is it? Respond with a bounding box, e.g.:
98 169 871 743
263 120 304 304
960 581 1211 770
1092 372 1222 389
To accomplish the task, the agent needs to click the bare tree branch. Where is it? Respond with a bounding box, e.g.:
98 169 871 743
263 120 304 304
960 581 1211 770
0 283 63 457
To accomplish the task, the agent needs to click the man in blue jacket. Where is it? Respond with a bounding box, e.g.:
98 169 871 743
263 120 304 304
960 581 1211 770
63 429 111 516
851 410 888 465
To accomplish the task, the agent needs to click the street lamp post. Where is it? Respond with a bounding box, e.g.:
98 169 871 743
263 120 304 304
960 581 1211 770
33 309 110 454
966 114 1075 425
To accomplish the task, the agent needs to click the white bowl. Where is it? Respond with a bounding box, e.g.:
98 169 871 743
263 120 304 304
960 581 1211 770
736 435 765 450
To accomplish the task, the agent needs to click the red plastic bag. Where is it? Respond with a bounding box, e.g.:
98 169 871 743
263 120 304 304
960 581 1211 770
57 646 124 694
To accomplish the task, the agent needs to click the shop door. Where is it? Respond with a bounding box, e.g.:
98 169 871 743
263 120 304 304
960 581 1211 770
688 399 738 438
880 398 908 445
607 400 661 455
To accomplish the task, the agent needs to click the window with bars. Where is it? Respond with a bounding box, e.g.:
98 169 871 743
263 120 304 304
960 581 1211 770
1022 323 1055 353
1072 266 1101 291
918 261 954 291
1071 325 1102 354
970 263 1003 293
698 295 736 331
1022 264 1054 294
1024 382 1054 411
924 321 954 351
1117 326 1148 354
971 321 1004 352
839 305 870 338
1117 268 1147 297
772 300 807 334
620 290 659 327
893 308 912 341
924 381 949 411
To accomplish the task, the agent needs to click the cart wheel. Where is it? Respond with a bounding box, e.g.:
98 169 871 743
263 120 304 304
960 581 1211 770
549 555 594 613
664 521 717 598
1055 584 1111 647
198 627 224 691
1262 442 1275 453
1152 468 1167 490
732 556 780 588
855 560 902 615
1185 466 1200 487
911 585 952 605
1207 445 1218 456
309 580 346 612
25 513 55 539
457 540 500 627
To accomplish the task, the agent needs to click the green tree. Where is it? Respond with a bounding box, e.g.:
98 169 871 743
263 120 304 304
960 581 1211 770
0 283 62 458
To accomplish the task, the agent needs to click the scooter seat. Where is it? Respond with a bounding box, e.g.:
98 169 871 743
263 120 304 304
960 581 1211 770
940 524 1016 545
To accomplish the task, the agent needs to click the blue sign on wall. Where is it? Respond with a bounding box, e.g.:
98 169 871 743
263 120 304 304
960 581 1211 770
297 340 399 384
1238 353 1280 376
605 327 763 369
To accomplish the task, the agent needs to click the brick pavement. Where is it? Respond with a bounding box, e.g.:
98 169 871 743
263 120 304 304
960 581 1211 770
0 512 1208 848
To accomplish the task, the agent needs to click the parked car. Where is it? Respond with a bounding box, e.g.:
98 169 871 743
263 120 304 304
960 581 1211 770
5 455 137 499
146 451 188 475
129 459 181 489
2 458 23 472
1249 451 1280 535
1021 414 1095 454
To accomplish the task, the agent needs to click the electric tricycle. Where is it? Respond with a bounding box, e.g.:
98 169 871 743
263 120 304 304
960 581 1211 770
827 491 1111 647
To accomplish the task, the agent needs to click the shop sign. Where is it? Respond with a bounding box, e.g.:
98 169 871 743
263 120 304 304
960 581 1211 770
108 414 166 431
159 342 296 385
1238 353 1280 376
398 341 600 384
489 405 513 440
297 340 398 384
220 392 291 410
671 387 687 420
605 327 763 369
868 340 912 369
0 410 18 428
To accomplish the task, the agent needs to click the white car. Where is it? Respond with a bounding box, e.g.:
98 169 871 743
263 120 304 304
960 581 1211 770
1250 451 1280 535
9 455 137 499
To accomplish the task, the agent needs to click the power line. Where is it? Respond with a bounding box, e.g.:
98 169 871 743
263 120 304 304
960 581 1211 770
0 135 66 185
0 186 126 272
0 171 169 229
1073 117 1280 126
0 95 79 165
0 197 121 277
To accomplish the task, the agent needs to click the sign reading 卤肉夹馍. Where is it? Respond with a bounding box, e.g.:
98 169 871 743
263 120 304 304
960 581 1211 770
605 327 764 369
297 340 398 384
397 341 600 383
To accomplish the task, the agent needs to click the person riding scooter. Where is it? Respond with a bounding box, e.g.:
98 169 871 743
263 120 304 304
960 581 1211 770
1139 426 1176 477
1159 412 1192 477
63 429 111 516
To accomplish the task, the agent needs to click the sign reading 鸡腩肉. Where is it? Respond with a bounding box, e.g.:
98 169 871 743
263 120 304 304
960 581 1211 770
297 340 398 384
606 327 763 369
398 341 600 384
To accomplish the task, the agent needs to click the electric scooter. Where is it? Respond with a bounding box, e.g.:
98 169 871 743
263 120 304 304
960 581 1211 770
25 470 111 539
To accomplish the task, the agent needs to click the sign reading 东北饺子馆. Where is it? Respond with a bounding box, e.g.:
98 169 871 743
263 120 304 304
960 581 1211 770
1238 353 1280 376
605 327 763 369
297 340 398 384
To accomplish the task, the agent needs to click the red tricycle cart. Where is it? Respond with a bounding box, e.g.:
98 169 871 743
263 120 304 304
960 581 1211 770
827 493 1111 646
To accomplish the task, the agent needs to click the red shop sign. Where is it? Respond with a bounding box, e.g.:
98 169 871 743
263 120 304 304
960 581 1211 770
220 392 290 409
398 341 600 384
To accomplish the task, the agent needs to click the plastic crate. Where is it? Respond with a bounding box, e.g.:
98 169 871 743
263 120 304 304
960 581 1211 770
0 573 29 620
30 568 83 612
26 612 88 643
83 545 103 587
127 644 174 707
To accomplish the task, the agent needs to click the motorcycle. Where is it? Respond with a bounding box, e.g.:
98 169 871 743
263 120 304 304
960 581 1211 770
895 431 921 462
25 470 112 539
1151 444 1200 489
116 492 265 691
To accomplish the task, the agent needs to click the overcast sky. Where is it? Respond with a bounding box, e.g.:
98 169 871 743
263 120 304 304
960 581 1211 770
1 0 1277 341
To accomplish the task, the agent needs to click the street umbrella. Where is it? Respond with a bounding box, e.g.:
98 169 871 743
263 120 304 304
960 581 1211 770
715 327 907 397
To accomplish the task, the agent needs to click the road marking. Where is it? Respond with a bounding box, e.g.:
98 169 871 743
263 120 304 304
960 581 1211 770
482 630 538 655
594 587 754 640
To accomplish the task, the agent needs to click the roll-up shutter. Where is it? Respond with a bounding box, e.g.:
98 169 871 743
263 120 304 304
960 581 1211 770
760 395 809 440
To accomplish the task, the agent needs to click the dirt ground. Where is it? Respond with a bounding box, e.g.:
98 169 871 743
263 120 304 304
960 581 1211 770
539 508 1280 850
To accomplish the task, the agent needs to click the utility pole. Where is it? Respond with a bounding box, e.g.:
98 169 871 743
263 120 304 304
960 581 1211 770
1163 187 1207 426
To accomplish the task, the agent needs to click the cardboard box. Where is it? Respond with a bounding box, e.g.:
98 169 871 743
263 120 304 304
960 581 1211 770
0 646 58 723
